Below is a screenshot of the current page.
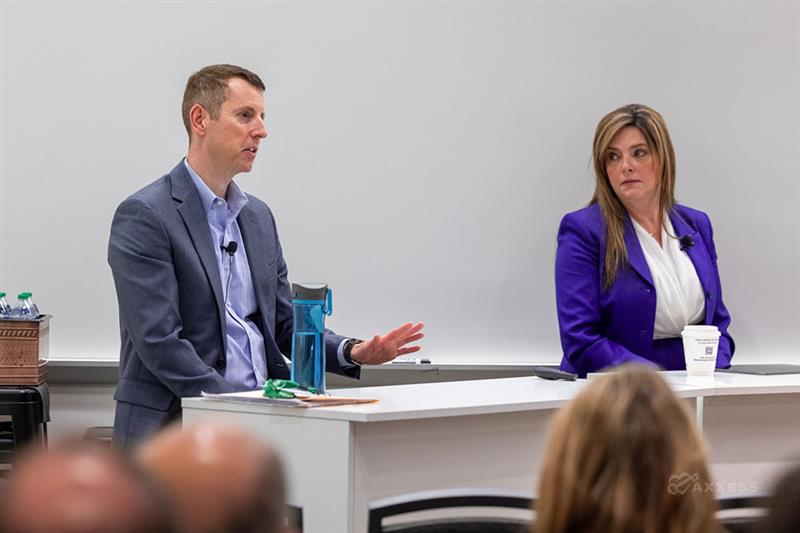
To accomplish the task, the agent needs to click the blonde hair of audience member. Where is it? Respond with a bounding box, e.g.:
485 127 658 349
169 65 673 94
591 104 676 288
0 439 173 533
137 422 288 533
535 365 718 533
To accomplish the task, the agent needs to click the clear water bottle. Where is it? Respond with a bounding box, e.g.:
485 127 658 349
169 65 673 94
290 283 333 393
0 292 12 318
25 293 40 317
14 292 38 318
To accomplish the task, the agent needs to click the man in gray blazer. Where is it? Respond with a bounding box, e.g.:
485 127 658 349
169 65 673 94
108 64 424 447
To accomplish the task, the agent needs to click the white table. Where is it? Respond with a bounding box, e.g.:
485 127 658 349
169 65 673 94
182 376 709 533
658 371 800 496
182 372 799 533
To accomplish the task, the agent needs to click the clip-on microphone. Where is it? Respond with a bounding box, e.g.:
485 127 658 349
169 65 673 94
220 241 238 301
679 235 694 251
221 241 238 256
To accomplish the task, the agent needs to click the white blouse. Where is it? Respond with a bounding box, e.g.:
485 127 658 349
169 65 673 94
632 217 706 340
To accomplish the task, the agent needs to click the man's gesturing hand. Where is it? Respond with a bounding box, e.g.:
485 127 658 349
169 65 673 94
349 322 425 365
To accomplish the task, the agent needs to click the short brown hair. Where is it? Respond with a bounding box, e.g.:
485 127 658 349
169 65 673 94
181 64 266 142
764 465 800 533
137 423 288 533
0 439 174 533
590 104 677 288
535 365 717 533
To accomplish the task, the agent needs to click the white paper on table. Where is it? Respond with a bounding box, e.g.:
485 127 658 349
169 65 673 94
200 390 378 408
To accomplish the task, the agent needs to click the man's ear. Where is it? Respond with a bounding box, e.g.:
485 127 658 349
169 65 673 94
189 104 208 138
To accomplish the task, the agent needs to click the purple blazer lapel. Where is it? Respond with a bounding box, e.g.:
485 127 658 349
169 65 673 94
623 215 654 287
669 209 715 324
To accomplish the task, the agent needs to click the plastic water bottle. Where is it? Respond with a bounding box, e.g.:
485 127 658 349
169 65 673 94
14 292 37 318
25 293 40 317
0 292 12 318
290 283 333 393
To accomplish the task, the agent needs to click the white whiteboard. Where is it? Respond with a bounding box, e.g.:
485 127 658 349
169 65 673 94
1 2 798 363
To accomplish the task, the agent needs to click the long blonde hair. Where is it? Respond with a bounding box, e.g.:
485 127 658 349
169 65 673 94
591 104 676 288
535 366 718 533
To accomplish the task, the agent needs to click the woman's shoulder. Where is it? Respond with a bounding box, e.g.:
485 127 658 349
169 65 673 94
562 203 603 222
560 203 605 230
558 204 606 245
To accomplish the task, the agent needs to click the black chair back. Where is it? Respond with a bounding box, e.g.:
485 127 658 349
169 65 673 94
368 488 533 533
716 494 769 533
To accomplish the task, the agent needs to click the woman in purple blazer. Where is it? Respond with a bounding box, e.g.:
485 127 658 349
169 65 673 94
555 104 734 377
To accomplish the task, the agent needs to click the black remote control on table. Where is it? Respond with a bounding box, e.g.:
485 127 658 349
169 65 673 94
533 367 578 381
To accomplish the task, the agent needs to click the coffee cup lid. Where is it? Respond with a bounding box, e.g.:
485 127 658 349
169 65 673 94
682 325 719 332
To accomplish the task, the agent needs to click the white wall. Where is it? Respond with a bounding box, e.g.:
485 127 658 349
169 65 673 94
1 1 798 364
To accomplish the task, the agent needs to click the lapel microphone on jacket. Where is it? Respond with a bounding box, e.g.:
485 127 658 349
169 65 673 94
679 235 694 251
221 241 238 256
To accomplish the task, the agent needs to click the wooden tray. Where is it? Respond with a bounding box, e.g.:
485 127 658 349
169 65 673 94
0 316 50 385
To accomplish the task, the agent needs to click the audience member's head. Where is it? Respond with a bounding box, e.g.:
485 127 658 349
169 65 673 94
762 464 800 533
137 422 287 533
535 365 717 533
0 439 172 533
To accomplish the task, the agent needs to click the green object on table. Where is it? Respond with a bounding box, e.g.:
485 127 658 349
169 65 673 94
263 379 319 399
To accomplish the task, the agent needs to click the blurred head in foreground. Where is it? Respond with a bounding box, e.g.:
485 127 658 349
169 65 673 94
0 439 172 533
762 464 800 533
535 365 717 533
137 422 288 533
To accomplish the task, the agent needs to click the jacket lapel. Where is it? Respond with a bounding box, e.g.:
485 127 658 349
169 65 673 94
669 208 715 324
170 163 226 338
623 215 654 287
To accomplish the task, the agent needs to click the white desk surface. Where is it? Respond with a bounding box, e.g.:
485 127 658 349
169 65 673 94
183 374 712 423
658 370 800 396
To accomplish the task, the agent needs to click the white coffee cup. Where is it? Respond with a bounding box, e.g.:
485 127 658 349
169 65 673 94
681 325 720 376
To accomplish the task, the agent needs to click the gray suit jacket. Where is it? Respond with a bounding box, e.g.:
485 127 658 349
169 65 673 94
108 161 359 446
